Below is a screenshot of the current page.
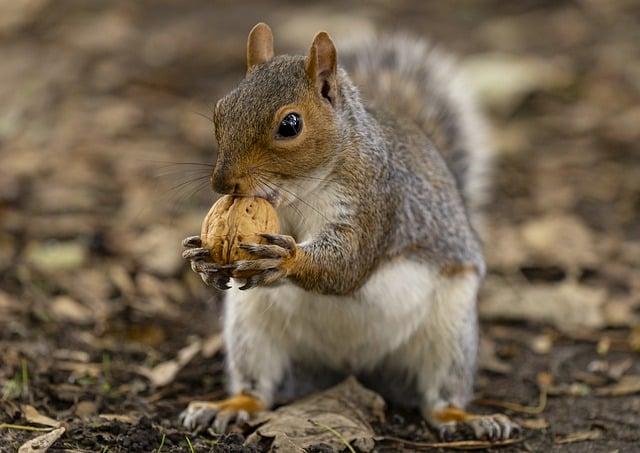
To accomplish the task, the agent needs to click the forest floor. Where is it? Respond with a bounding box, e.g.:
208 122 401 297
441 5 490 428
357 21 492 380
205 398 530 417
1 0 639 451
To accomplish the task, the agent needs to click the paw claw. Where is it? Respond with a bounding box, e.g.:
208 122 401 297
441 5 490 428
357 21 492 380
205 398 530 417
180 404 219 433
193 261 221 274
182 236 202 248
434 413 520 442
212 275 231 290
212 409 235 434
259 233 296 250
182 247 211 260
239 269 284 290
438 423 457 442
469 414 520 441
181 397 263 434
239 243 288 259
234 258 281 273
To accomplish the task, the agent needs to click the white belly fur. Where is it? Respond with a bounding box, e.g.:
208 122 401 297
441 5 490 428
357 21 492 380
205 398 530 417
225 258 438 372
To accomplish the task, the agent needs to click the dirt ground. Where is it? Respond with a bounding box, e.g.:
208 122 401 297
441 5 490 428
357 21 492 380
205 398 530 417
1 0 639 452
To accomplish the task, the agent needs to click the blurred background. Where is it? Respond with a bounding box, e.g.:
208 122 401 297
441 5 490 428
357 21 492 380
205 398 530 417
1 0 639 451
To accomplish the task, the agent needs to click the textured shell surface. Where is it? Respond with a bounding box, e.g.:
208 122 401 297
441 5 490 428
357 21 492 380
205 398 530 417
201 196 279 276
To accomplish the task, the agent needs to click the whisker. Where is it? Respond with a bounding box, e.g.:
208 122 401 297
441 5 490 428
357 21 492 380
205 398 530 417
156 176 210 213
261 169 334 183
168 179 211 221
261 177 330 223
150 171 211 182
141 159 215 168
192 110 214 123
165 174 211 193
257 176 306 222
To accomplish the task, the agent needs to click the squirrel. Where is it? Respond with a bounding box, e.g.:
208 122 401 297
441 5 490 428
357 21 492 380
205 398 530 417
180 23 520 441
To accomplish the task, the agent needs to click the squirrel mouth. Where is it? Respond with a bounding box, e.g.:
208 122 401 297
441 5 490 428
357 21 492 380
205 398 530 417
258 190 281 207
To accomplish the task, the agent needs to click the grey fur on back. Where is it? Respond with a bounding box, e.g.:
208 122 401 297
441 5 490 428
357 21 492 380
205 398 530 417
339 35 492 232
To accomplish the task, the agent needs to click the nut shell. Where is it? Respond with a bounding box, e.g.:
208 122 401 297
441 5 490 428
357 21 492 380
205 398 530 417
200 195 279 277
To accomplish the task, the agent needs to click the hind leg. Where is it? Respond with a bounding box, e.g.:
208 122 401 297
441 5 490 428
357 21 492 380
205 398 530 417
181 288 289 433
398 269 520 440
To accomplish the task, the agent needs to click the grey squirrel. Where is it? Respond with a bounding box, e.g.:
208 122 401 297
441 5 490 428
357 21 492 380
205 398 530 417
180 23 520 441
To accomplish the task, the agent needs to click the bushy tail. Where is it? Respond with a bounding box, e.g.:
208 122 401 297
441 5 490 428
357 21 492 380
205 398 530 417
340 35 492 233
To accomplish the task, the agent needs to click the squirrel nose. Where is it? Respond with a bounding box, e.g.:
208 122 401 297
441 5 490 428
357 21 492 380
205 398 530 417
211 173 240 194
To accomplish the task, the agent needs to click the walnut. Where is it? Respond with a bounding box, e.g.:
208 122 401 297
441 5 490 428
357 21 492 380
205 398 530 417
200 195 279 277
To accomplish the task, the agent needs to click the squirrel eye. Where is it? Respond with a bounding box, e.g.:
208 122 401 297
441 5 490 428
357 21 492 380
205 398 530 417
277 113 303 138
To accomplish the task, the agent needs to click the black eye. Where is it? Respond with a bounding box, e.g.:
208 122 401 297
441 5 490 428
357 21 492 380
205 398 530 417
277 113 303 138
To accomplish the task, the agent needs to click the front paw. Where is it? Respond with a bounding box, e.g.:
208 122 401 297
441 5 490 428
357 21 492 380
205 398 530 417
181 235 230 290
231 234 299 290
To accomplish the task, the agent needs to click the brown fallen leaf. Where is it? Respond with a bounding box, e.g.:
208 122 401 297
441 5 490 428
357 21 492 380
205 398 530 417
595 375 640 396
50 296 93 323
555 429 602 444
137 340 201 387
52 349 90 363
607 358 633 380
21 405 60 428
18 426 65 453
246 377 385 452
478 337 512 374
481 277 606 331
56 361 101 378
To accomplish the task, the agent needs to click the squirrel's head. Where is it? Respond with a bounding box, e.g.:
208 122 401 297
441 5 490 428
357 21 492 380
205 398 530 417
211 23 341 205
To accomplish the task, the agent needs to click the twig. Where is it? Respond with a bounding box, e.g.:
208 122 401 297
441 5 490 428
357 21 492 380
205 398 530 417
0 423 53 432
309 419 356 453
380 435 523 450
475 372 551 415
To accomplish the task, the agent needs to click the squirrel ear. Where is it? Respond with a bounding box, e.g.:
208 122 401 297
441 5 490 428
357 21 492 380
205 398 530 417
247 22 274 72
305 32 337 105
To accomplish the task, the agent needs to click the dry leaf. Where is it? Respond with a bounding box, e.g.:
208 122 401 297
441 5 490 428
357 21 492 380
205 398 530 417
56 361 101 378
481 277 606 331
18 427 65 453
50 296 93 323
555 429 602 444
607 358 632 380
595 375 640 396
134 226 184 277
21 405 60 428
137 340 201 387
463 53 573 115
478 337 512 374
519 215 597 271
246 377 385 452
52 349 90 362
